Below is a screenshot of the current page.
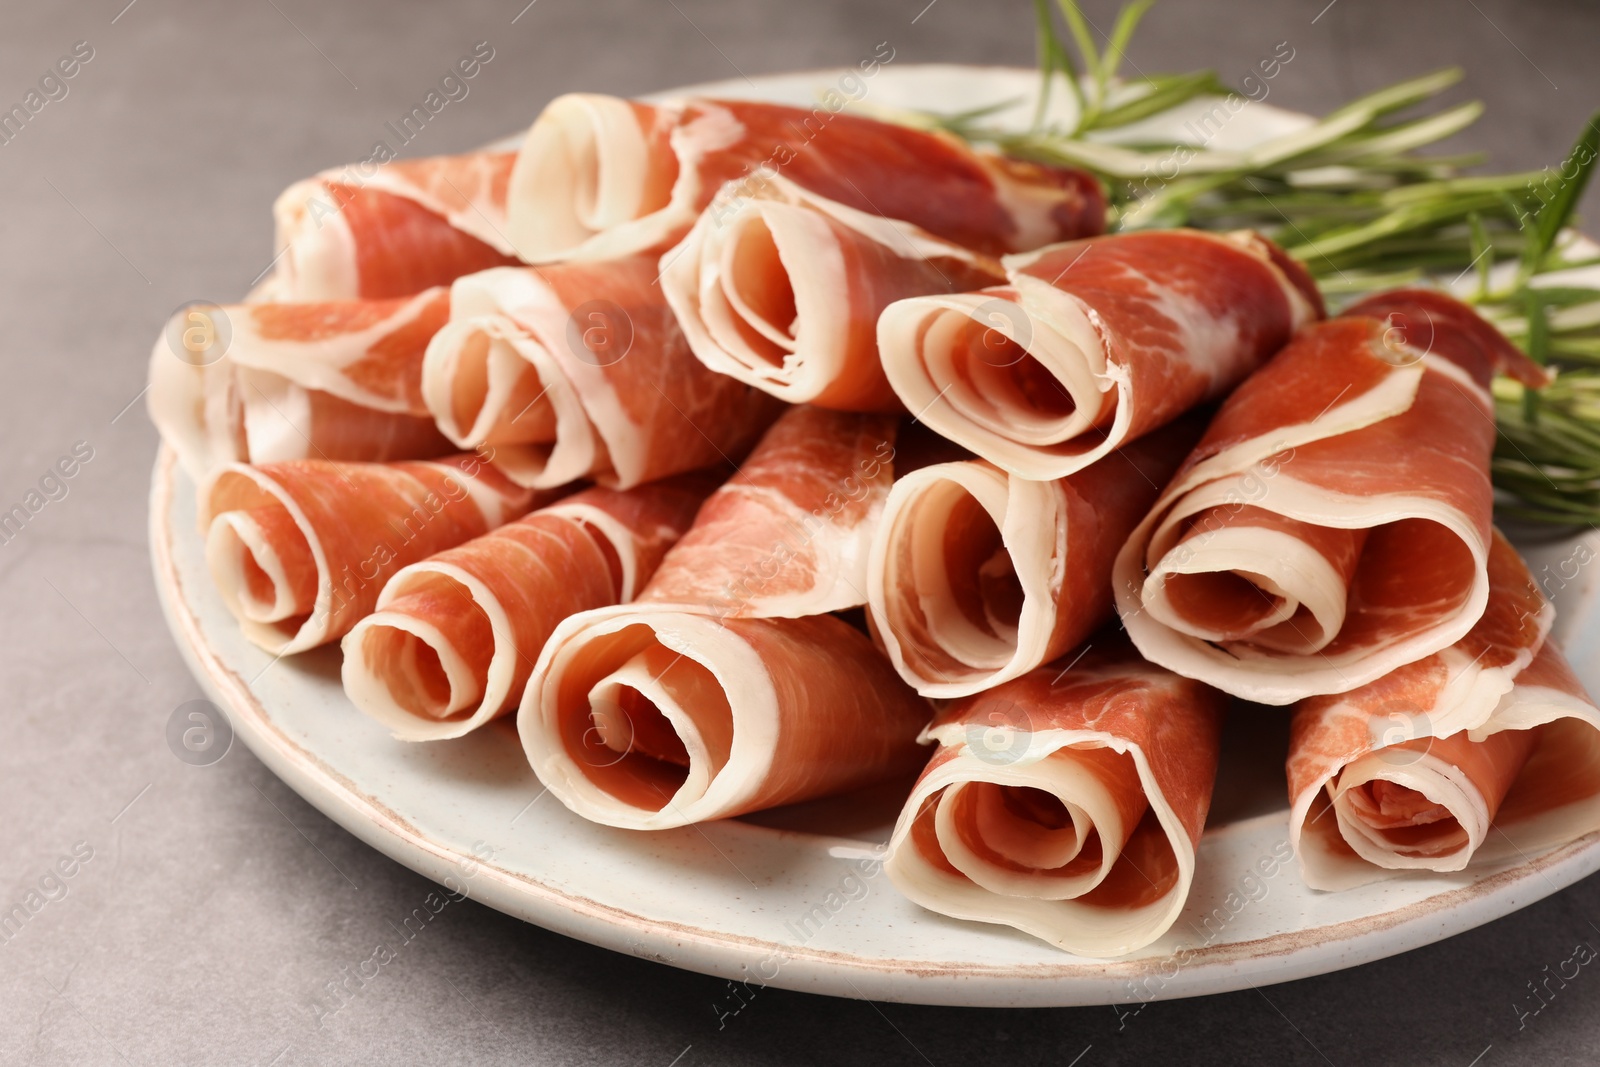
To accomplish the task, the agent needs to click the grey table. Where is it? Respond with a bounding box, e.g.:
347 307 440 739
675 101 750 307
3 1 1597 1064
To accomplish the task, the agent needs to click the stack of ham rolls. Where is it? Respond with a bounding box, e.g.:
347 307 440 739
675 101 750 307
147 85 1600 961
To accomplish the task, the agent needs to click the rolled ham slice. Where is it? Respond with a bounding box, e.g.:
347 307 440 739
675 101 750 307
635 406 897 618
149 289 453 478
878 229 1323 480
1115 290 1549 705
506 94 1105 264
201 454 541 654
271 150 521 301
341 472 718 740
518 605 931 829
883 639 1226 958
422 255 784 489
867 418 1196 699
1288 536 1600 890
659 175 1005 411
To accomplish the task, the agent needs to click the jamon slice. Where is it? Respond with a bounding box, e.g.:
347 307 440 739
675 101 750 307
868 418 1195 698
1115 290 1549 704
1287 532 1600 890
883 639 1226 958
271 150 520 300
877 229 1323 479
421 255 784 489
200 454 542 654
659 176 1005 410
635 406 897 618
506 94 1104 263
341 472 718 740
148 289 453 478
518 604 930 828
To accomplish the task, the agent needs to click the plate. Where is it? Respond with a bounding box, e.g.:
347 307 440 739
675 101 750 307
149 65 1600 1007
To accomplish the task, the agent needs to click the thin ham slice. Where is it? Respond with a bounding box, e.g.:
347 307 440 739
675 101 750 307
506 94 1105 264
271 151 520 301
868 418 1197 698
883 638 1226 958
877 229 1323 479
517 604 930 829
1288 534 1600 890
659 175 1005 410
149 289 454 478
341 471 718 740
635 406 897 618
1115 290 1549 705
422 255 783 489
201 454 542 654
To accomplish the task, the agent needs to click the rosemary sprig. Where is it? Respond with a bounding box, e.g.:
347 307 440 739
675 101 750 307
971 2 1483 232
1028 0 1217 137
1519 111 1600 286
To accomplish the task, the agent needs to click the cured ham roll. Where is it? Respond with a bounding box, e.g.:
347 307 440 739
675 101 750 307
201 454 541 654
341 473 717 740
149 289 454 478
271 150 520 301
635 406 898 618
1114 290 1550 705
659 176 1005 411
422 255 784 489
883 640 1226 958
518 605 931 829
877 229 1323 480
506 93 1105 264
1288 536 1600 890
867 419 1195 699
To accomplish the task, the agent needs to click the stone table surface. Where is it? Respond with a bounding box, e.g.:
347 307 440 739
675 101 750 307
2 0 1598 1064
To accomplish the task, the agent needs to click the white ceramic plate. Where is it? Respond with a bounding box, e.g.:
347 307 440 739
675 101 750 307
150 65 1600 1007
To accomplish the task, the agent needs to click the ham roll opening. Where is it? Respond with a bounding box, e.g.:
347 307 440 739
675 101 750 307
505 94 682 264
1287 531 1600 890
1292 641 1600 890
519 606 931 829
868 420 1193 698
1116 290 1550 705
342 474 717 740
636 406 897 618
149 289 454 478
1320 728 1539 874
884 640 1226 958
421 256 783 489
660 176 1004 411
201 455 541 654
506 93 1105 264
878 229 1323 480
423 313 594 472
270 150 520 301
